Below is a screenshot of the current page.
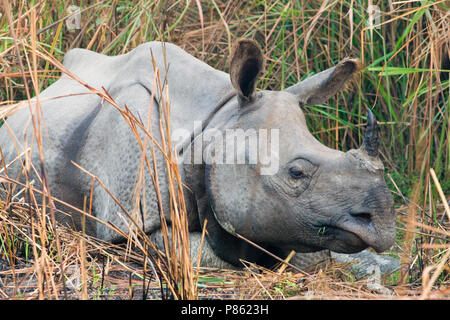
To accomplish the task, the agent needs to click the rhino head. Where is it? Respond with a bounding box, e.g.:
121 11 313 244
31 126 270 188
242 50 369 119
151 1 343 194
200 39 395 264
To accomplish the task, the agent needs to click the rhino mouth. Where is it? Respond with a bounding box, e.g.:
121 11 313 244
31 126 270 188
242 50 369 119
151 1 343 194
320 225 370 253
318 212 388 253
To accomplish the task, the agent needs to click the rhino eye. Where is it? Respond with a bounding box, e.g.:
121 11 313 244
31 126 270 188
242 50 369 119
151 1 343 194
268 159 316 197
289 167 305 179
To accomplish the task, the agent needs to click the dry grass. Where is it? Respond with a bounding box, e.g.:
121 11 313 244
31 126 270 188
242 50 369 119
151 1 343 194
0 0 449 300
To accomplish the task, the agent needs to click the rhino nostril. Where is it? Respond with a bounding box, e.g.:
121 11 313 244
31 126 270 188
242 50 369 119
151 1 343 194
350 212 372 225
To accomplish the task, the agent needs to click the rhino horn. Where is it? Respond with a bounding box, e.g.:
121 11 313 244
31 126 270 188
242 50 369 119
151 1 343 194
360 109 379 157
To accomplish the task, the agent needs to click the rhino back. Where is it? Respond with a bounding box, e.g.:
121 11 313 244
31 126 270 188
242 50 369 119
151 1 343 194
76 42 233 240
0 48 132 230
0 41 233 240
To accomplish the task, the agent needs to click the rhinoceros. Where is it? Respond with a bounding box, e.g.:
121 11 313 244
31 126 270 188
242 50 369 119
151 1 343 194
0 39 396 270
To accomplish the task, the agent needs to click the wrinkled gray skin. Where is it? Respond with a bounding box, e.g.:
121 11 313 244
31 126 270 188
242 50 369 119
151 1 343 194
0 40 396 270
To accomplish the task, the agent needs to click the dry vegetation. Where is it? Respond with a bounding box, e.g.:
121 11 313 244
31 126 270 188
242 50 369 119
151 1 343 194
0 0 449 300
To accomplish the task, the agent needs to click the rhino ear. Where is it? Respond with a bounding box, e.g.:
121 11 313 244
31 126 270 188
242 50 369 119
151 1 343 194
229 39 263 103
285 58 361 105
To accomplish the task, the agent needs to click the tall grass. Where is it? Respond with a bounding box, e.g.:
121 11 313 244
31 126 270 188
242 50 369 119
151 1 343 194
0 0 448 299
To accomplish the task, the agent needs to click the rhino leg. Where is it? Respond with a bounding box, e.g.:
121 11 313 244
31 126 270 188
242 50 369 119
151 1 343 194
148 229 237 270
288 250 399 281
330 250 399 294
330 250 399 278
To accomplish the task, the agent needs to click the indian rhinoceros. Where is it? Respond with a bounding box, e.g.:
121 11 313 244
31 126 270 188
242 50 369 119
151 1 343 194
0 39 396 270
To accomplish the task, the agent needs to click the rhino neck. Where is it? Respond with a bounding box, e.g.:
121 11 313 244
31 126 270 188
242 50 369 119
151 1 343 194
189 177 283 267
176 90 237 156
180 95 286 267
198 200 263 266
